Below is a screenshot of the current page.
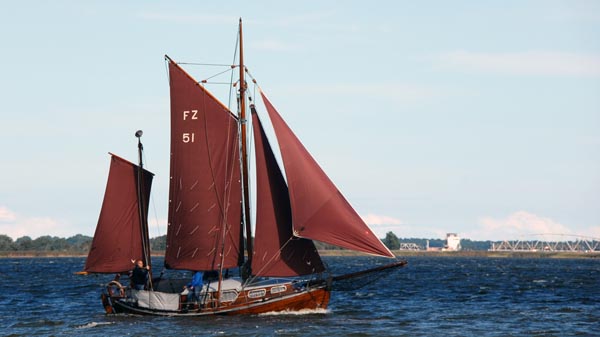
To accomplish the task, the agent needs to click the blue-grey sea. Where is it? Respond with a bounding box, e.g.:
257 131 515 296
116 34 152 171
0 256 598 336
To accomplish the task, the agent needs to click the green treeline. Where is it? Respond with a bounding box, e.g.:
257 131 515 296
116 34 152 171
0 232 494 253
0 234 167 253
0 234 92 252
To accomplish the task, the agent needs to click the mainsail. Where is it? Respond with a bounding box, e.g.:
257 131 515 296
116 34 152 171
85 154 154 273
164 59 243 271
259 91 394 258
250 105 325 277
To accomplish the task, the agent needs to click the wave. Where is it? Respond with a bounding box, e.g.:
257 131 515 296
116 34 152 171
76 321 114 329
259 308 330 316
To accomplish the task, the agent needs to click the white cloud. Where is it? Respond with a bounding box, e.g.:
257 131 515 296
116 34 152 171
0 206 17 222
587 226 600 240
362 213 406 238
361 214 452 239
148 218 168 239
363 213 403 226
465 211 573 241
0 205 76 240
440 50 600 77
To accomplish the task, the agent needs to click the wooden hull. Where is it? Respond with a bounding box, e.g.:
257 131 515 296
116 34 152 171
102 280 330 316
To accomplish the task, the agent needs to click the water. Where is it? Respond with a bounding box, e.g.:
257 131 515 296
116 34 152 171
0 256 598 336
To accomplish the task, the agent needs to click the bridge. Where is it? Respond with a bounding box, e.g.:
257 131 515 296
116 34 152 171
397 243 422 251
489 234 600 252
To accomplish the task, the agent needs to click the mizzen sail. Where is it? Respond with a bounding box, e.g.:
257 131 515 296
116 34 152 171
85 154 154 273
250 105 324 277
259 91 394 258
164 58 243 271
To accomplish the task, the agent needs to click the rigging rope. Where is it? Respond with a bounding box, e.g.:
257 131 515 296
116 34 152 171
178 62 233 67
244 236 296 286
199 67 237 83
141 147 166 285
228 32 239 112
141 151 163 241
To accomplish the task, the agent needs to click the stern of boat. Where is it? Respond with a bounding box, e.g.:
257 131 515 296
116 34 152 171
101 280 127 314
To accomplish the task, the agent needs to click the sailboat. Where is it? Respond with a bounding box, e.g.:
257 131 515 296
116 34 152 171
83 19 407 316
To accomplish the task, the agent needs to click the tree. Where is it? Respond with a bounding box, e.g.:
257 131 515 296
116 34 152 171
382 231 400 250
15 236 33 250
150 235 167 251
0 234 15 250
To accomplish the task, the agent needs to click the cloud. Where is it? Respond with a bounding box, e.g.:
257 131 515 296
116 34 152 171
465 211 572 241
440 50 600 77
363 213 403 226
0 206 76 240
361 214 452 239
0 206 17 222
587 226 600 239
362 213 407 238
148 218 168 239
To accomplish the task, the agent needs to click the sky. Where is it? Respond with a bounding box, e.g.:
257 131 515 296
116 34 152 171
0 1 599 242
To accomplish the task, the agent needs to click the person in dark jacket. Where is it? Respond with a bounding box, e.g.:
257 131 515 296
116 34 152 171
131 259 150 290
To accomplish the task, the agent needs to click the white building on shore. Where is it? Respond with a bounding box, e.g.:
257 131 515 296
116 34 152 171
425 233 462 251
443 233 461 251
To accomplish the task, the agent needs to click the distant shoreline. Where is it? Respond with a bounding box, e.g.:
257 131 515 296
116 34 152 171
2 250 599 259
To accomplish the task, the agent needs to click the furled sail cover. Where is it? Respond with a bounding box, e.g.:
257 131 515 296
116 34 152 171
250 106 324 276
260 91 394 258
165 58 242 271
85 154 154 273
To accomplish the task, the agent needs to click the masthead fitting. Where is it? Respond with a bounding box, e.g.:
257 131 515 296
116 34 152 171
135 130 144 138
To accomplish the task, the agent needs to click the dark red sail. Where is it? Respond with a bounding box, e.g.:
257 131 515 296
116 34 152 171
164 58 243 271
250 105 324 276
260 91 394 258
85 154 154 273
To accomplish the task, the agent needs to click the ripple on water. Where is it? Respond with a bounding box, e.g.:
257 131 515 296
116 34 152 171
11 318 64 328
1 256 599 336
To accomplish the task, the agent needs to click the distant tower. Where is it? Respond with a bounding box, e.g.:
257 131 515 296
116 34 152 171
444 233 461 251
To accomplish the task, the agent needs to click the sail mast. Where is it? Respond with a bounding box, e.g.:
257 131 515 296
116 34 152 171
135 130 153 289
238 18 253 269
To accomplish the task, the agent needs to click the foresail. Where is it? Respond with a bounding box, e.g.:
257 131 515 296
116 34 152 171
85 154 154 273
251 105 325 277
259 91 394 258
164 58 243 271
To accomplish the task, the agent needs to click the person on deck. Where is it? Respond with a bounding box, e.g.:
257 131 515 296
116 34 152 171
130 259 150 290
183 271 203 302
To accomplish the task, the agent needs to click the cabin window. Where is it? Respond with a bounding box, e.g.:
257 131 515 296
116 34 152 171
247 289 266 299
220 290 238 303
270 285 287 294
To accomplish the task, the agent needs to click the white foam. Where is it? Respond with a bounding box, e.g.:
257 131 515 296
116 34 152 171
259 308 330 316
76 321 114 329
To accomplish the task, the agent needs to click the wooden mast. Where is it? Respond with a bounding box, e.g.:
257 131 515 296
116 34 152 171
135 130 152 290
238 18 253 270
217 18 252 306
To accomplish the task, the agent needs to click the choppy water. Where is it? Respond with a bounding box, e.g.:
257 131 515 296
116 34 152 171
0 256 598 336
